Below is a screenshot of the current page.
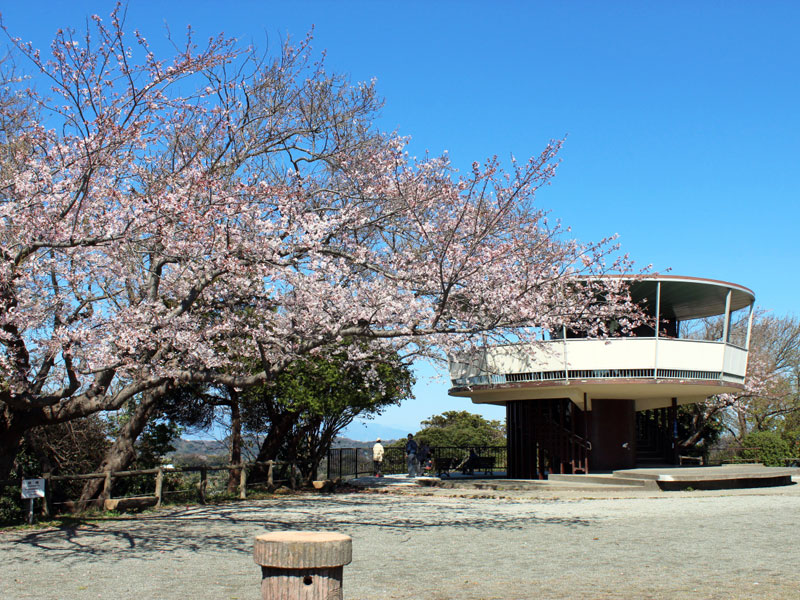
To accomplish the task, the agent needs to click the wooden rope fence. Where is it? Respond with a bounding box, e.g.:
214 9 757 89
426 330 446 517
40 461 277 515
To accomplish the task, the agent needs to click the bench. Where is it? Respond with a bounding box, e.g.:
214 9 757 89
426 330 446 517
679 455 704 466
471 456 495 476
434 457 456 478
434 455 497 477
458 455 496 476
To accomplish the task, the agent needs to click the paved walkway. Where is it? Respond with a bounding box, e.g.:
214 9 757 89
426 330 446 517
2 481 799 599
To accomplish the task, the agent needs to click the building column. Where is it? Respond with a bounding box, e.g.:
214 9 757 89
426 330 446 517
670 397 678 465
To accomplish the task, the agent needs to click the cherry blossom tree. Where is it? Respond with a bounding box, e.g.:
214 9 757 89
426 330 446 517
678 312 800 451
0 8 639 480
719 314 800 440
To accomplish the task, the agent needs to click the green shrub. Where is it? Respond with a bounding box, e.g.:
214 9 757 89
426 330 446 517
0 444 41 525
0 483 24 525
781 429 800 456
740 431 792 466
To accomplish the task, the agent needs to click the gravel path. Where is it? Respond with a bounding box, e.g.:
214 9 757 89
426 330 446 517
2 484 799 599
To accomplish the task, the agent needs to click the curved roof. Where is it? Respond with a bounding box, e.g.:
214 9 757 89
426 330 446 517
624 275 755 320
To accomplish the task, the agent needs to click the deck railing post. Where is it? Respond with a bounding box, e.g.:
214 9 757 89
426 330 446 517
654 281 661 378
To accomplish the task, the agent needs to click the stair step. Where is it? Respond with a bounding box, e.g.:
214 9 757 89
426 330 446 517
548 474 652 488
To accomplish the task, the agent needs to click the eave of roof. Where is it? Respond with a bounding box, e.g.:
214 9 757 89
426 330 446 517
597 275 755 320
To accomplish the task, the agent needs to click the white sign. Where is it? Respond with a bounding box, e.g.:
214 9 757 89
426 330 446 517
21 478 45 499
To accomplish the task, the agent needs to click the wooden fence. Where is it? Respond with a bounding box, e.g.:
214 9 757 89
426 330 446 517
38 461 278 515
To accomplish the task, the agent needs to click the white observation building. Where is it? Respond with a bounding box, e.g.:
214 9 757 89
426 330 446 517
448 276 755 477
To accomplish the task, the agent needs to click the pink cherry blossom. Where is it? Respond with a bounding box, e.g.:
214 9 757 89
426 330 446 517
0 8 642 478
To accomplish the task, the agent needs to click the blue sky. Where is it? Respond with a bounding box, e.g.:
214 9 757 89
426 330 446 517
3 2 798 439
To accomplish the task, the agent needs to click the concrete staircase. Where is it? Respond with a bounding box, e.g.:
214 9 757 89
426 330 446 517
547 473 660 490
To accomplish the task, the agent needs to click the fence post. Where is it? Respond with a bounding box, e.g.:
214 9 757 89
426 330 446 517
239 464 247 500
267 461 274 488
198 467 207 504
102 471 113 503
155 468 164 508
42 473 51 518
253 531 352 600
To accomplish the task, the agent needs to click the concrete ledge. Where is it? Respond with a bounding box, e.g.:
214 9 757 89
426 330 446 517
549 474 655 488
657 475 793 491
613 465 797 491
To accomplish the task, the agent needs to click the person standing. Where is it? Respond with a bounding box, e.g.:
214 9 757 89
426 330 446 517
405 433 419 478
418 442 431 475
372 438 385 477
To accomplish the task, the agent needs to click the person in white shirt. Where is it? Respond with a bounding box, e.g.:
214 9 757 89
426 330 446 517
372 438 385 477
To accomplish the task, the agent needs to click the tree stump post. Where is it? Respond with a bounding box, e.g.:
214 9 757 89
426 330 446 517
253 531 352 600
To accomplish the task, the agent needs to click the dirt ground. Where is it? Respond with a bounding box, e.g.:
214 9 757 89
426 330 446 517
2 482 799 599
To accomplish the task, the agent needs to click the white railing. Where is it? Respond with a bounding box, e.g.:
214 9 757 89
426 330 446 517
450 338 748 387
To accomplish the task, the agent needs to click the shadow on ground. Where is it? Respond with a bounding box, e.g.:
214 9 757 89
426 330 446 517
6 493 591 564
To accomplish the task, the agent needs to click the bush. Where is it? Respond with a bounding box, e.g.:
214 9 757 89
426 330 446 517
740 431 792 466
0 444 42 525
781 429 800 456
0 483 24 525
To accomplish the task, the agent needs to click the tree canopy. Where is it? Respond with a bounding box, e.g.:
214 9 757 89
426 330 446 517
242 350 413 483
414 410 505 448
0 8 639 480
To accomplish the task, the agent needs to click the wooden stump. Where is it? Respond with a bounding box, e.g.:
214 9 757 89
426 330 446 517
253 531 352 600
103 496 157 512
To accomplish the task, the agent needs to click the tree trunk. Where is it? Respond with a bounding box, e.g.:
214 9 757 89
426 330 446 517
226 389 242 493
78 391 161 506
737 409 749 442
678 410 708 450
255 411 296 463
251 410 298 483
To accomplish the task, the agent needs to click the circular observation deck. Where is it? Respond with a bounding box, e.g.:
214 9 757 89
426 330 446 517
449 276 755 411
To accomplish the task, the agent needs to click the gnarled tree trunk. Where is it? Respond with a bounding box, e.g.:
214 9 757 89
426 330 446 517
226 388 243 493
78 391 162 507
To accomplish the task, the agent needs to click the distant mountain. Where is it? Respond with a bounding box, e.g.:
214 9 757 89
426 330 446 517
340 421 410 442
332 436 400 449
169 438 259 466
171 438 227 456
170 430 402 461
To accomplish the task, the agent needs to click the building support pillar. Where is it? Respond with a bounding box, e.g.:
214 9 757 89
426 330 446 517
670 397 678 465
583 393 590 474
